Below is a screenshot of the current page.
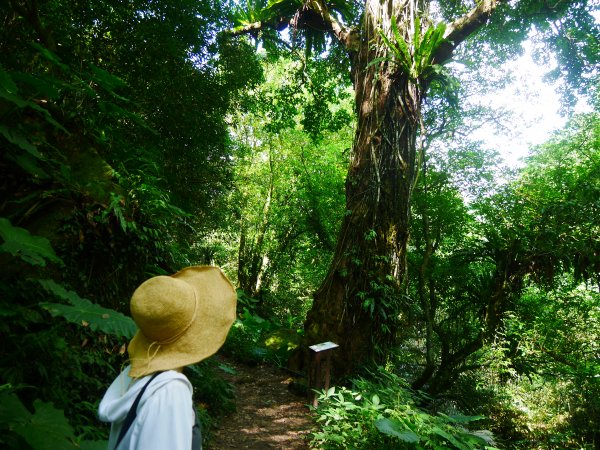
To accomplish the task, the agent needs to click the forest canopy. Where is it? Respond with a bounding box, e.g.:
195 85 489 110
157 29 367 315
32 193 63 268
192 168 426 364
1 0 598 448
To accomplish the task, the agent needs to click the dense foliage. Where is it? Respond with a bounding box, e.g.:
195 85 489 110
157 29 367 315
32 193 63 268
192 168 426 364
1 0 261 447
312 370 496 449
1 0 598 449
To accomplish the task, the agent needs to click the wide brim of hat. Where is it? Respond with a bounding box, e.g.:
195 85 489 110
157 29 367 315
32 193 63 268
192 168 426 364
128 266 237 378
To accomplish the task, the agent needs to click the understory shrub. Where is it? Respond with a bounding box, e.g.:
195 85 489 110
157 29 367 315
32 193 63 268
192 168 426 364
222 306 301 366
310 369 497 449
0 218 241 449
0 218 129 448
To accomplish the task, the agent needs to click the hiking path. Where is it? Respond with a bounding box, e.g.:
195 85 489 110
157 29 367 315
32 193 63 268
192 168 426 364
208 357 314 449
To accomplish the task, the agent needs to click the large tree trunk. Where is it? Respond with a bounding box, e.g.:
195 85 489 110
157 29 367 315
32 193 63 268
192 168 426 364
302 1 424 375
230 2 500 374
230 3 499 373
296 0 499 376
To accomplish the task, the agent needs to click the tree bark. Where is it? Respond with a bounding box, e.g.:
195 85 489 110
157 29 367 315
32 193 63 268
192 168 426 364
301 0 423 374
297 0 500 376
229 0 501 376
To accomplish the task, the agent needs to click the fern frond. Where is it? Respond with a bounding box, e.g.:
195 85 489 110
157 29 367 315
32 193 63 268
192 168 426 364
39 279 137 339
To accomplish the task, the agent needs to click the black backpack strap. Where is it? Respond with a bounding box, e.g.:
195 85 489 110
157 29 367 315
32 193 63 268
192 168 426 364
192 407 203 450
114 371 161 449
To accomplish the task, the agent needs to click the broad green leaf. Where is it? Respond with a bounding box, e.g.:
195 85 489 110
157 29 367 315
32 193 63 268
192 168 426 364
413 15 422 53
431 426 464 448
13 400 78 450
1 394 78 450
11 72 62 99
218 363 237 375
446 413 485 423
467 429 497 445
0 89 67 132
390 18 412 65
0 218 63 266
41 301 137 339
431 22 446 47
378 30 400 60
0 88 29 107
377 18 413 76
375 418 420 442
0 392 32 425
89 64 127 91
0 125 43 158
39 279 137 338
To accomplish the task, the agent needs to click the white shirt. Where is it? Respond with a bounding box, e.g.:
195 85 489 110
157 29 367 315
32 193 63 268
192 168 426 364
99 366 194 450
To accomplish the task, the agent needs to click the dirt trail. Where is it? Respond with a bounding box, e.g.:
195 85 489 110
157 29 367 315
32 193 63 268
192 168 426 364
208 357 314 449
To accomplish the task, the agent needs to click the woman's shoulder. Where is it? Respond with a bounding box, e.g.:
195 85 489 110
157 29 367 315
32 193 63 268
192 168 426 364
148 370 193 396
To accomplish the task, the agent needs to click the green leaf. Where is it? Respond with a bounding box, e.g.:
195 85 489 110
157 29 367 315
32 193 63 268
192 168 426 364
218 363 237 375
11 72 62 99
0 393 78 450
0 125 43 158
0 392 32 425
466 429 497 446
431 22 446 48
38 279 137 339
15 400 78 450
375 418 420 442
382 18 411 75
78 440 110 450
431 426 464 448
89 64 127 90
446 414 485 423
12 152 51 179
413 15 422 54
0 64 18 95
390 19 411 63
0 89 67 132
31 43 70 73
0 218 63 266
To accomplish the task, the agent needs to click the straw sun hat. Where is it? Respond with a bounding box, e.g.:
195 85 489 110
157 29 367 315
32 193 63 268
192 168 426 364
127 266 237 378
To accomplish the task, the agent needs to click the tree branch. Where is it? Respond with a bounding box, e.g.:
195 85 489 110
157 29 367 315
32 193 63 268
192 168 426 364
229 21 266 36
305 0 359 52
433 0 502 64
228 1 359 52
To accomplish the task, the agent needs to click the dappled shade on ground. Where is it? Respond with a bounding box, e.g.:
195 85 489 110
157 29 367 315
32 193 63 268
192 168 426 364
208 357 313 449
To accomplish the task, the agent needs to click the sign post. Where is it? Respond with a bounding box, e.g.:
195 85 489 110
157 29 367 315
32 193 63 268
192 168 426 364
308 341 339 407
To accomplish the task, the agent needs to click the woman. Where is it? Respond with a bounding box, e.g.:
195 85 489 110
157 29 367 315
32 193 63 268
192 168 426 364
99 266 237 450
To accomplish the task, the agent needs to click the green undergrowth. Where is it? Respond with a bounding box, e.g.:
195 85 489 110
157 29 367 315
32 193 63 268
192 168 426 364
0 218 125 449
310 369 498 450
222 290 303 367
0 218 240 449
